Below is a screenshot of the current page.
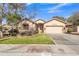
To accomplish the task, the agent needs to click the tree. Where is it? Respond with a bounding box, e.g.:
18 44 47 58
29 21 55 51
6 3 26 24
6 12 22 24
0 4 5 24
0 3 5 31
67 16 73 23
67 11 79 32
67 11 79 25
9 3 26 14
0 5 3 25
26 6 38 20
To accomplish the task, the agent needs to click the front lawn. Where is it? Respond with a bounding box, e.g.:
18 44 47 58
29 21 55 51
0 34 55 44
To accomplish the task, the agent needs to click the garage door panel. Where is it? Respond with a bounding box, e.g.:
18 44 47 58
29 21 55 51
45 27 63 33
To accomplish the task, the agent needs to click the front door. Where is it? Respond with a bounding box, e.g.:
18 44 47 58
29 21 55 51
36 24 44 33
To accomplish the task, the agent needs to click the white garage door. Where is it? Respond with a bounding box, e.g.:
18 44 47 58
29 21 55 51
45 27 63 33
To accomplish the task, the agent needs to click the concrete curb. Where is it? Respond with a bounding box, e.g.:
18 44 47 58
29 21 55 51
71 32 79 35
46 34 56 45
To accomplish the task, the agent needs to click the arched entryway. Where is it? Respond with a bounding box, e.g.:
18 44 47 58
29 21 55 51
36 23 44 33
35 19 45 33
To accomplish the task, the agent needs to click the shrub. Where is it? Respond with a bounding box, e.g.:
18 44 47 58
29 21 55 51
9 29 18 36
0 25 2 31
0 31 3 38
67 28 73 33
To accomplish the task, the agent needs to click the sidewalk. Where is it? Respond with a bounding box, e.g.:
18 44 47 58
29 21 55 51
0 44 78 56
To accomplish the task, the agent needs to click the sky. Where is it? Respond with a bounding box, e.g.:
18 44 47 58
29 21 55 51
26 3 79 21
2 3 79 24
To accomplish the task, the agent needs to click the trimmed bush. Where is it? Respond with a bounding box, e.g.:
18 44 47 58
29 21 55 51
67 28 73 33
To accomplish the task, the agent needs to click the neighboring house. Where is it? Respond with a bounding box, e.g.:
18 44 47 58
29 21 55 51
17 18 66 34
2 24 11 36
2 24 11 31
65 23 78 33
65 23 73 32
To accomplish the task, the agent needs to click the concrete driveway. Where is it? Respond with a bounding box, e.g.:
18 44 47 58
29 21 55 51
48 33 79 45
48 33 79 55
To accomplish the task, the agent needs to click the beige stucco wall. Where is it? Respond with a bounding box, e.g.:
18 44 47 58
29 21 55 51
77 26 79 32
18 20 35 31
17 19 66 33
44 20 65 28
32 23 36 30
44 20 66 33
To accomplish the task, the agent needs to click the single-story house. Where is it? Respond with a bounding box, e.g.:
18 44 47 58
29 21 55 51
17 18 66 34
65 23 78 33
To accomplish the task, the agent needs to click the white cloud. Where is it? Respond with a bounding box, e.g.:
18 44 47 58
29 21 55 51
27 3 32 6
49 3 68 10
41 3 71 13
47 3 69 13
48 9 63 13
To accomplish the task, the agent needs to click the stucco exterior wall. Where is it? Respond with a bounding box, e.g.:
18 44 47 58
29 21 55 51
44 20 65 28
77 26 79 32
18 20 34 32
17 19 66 33
32 23 36 30
44 19 66 33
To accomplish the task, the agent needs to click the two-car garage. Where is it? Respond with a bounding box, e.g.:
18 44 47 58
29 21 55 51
44 19 66 34
45 26 63 33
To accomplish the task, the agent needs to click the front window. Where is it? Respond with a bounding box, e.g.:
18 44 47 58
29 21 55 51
23 24 29 30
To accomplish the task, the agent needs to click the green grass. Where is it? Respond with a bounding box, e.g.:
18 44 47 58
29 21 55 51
0 34 55 44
